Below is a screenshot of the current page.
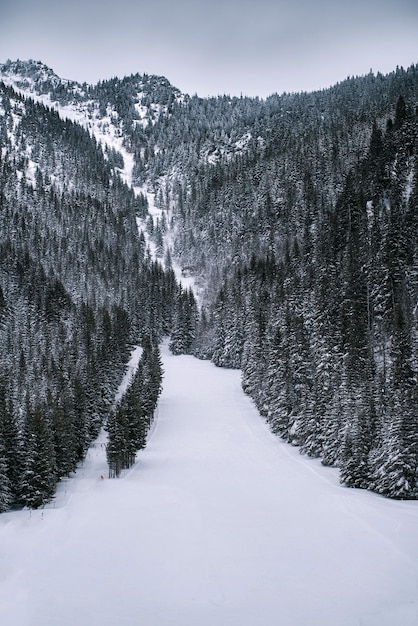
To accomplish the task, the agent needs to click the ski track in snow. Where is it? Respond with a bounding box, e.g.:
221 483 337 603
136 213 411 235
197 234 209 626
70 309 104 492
1 342 418 626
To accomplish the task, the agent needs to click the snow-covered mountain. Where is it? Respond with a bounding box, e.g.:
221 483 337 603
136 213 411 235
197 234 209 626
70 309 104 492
1 58 418 626
0 59 417 507
0 59 82 97
0 58 183 188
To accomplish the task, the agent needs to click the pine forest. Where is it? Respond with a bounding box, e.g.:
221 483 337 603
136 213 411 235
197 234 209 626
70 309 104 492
0 59 417 510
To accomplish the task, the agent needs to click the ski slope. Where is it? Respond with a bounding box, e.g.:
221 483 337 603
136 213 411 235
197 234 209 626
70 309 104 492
1 343 418 626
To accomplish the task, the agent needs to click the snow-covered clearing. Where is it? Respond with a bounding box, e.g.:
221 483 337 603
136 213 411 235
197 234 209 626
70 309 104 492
1 343 418 626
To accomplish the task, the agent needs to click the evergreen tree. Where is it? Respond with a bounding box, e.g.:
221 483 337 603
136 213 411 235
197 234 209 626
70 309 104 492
106 337 163 477
0 436 12 512
169 287 198 355
20 403 57 509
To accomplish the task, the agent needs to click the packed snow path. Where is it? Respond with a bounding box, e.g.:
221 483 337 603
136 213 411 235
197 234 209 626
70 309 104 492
1 344 418 626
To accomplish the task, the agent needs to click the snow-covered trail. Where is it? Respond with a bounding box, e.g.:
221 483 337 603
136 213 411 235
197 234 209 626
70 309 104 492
1 344 418 626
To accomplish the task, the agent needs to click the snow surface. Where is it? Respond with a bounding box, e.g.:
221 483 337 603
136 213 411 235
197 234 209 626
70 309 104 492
1 342 418 626
113 345 142 405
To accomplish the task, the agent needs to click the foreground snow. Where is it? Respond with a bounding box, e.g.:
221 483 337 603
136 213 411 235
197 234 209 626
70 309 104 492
1 344 418 626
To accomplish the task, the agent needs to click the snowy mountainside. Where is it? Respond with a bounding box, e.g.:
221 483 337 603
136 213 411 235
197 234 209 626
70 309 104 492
0 59 262 225
0 59 183 188
0 76 181 510
1 59 204 291
1 60 259 187
0 60 182 265
1 59 418 502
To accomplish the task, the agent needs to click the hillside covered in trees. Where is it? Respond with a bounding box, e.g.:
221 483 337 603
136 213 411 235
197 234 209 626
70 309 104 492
0 74 179 509
0 59 417 507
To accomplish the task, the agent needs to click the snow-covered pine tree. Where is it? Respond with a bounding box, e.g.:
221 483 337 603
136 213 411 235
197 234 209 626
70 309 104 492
20 403 57 509
0 436 12 512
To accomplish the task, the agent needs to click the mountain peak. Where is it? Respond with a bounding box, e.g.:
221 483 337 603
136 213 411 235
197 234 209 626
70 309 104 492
1 58 61 82
0 58 82 100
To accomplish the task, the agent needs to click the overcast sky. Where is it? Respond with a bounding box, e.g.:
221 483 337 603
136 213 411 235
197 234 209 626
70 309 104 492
1 0 417 98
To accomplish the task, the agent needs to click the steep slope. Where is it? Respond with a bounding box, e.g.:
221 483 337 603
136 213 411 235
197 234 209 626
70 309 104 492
1 345 417 626
149 67 418 286
0 59 183 188
0 79 178 509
